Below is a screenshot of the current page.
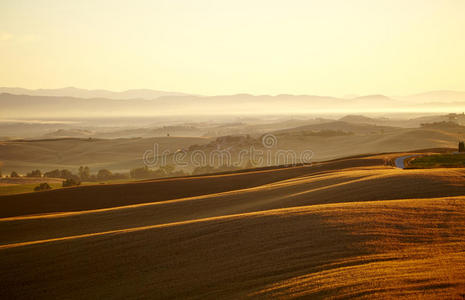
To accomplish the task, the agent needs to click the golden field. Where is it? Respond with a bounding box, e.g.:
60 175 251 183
0 153 464 299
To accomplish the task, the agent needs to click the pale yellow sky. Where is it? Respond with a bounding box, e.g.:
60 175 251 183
0 0 464 96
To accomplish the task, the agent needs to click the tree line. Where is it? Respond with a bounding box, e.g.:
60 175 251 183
2 163 249 192
2 163 248 182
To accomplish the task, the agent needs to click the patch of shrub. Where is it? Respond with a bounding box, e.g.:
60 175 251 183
62 178 81 187
34 183 52 191
44 169 80 183
43 169 60 178
129 165 184 179
97 169 113 180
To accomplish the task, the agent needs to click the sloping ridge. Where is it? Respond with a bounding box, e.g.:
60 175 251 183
0 152 465 299
0 156 383 218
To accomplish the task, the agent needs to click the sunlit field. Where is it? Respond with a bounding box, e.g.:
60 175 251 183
1 0 465 298
1 153 465 298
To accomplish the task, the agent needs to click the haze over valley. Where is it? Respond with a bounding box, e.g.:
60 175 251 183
1 0 465 299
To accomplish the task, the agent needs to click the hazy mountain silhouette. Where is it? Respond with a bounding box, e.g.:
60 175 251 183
402 90 465 103
1 89 464 119
0 87 194 100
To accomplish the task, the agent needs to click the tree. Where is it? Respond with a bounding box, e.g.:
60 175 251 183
60 169 74 179
34 183 51 191
26 169 42 177
459 141 465 152
78 166 90 181
97 169 112 180
44 169 79 182
62 178 80 187
44 169 61 178
129 166 162 179
160 164 175 175
10 171 19 178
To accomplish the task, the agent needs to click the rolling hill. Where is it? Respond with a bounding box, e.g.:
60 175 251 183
271 121 462 161
0 136 211 173
0 152 464 298
1 120 463 174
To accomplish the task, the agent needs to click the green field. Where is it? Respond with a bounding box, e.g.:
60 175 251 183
0 178 140 196
409 153 465 168
0 183 64 196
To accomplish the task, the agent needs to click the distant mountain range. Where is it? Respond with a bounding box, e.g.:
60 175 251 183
0 87 194 100
1 87 464 103
0 88 464 118
402 90 465 103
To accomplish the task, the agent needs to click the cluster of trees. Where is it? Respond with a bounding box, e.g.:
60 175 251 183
76 166 129 181
9 167 129 181
29 164 190 192
129 165 185 179
192 164 240 175
34 183 52 191
43 169 81 187
78 166 90 181
43 167 130 184
0 170 20 178
95 169 129 180
62 178 80 187
421 121 465 129
9 163 241 192
7 163 249 183
29 166 131 192
26 170 42 177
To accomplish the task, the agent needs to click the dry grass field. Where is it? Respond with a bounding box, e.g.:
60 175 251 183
0 152 464 299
